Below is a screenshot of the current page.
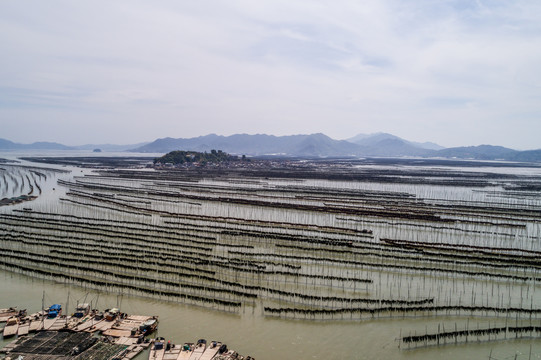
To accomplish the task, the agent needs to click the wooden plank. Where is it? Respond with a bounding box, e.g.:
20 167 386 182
187 342 206 360
2 318 19 337
103 328 132 338
163 346 181 360
199 342 221 360
29 318 44 332
176 345 194 360
42 316 58 330
17 322 30 336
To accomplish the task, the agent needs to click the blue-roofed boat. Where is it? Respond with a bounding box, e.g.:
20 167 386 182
48 304 62 318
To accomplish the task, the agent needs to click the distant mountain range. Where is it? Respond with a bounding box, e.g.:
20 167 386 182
347 133 444 151
131 133 541 162
0 138 149 152
132 133 361 157
1 134 540 162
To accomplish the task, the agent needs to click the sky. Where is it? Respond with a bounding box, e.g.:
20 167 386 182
1 1 541 150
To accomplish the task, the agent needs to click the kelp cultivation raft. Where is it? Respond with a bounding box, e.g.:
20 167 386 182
1 156 541 354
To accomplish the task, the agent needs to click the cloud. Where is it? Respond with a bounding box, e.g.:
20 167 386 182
0 0 540 149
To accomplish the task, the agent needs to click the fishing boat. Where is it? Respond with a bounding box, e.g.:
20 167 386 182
139 318 158 335
27 310 46 332
187 339 207 360
48 304 62 318
149 337 166 360
105 308 120 321
176 343 194 360
0 307 17 314
214 350 239 360
84 313 106 333
0 307 18 322
72 311 96 331
66 314 84 329
42 315 60 330
74 303 91 318
49 315 69 331
29 316 44 332
3 316 19 337
17 317 30 336
163 341 181 360
199 341 222 360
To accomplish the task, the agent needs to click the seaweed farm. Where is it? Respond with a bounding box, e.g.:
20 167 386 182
2 153 541 359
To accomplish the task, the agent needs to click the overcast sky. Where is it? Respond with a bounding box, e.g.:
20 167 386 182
1 1 540 149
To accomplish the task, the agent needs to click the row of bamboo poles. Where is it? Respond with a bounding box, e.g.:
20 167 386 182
1 162 541 349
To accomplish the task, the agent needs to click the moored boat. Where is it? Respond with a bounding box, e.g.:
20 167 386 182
200 341 222 360
214 350 239 360
3 316 19 337
42 315 60 330
139 317 158 335
17 318 30 336
149 337 166 360
29 317 44 332
48 304 62 318
74 310 100 332
105 308 120 321
163 340 181 360
176 343 194 360
74 303 91 318
0 307 18 322
188 339 207 360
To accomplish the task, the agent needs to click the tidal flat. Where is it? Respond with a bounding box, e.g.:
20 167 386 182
1 152 541 359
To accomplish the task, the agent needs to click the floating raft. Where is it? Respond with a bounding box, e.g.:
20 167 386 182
0 308 18 323
148 339 253 360
0 309 157 360
1 330 145 360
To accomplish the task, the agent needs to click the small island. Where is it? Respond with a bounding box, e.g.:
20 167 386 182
154 149 247 166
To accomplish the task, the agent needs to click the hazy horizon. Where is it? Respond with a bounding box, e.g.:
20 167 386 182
1 1 540 150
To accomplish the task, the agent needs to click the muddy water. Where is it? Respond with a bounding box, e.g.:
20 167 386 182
2 152 541 359
1 270 540 360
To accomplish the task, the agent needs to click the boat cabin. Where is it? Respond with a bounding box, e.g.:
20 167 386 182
154 337 165 350
6 317 19 326
139 318 158 334
105 308 119 321
74 303 90 318
48 304 62 318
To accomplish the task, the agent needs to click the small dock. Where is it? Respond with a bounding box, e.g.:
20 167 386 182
0 306 157 360
1 305 255 360
149 339 254 360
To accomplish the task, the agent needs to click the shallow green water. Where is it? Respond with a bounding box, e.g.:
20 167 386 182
1 270 540 360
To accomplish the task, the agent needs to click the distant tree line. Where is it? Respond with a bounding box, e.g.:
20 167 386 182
154 150 246 165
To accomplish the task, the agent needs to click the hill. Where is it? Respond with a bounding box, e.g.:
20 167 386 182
154 149 241 165
133 133 361 157
347 133 444 150
436 145 518 160
0 138 148 152
73 142 151 151
0 138 72 150
132 133 541 161
2 134 541 162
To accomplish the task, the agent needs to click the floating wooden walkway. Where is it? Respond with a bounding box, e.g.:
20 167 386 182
0 307 158 360
1 306 253 360
146 339 252 360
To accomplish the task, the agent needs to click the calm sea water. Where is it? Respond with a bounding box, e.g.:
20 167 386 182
1 270 541 360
